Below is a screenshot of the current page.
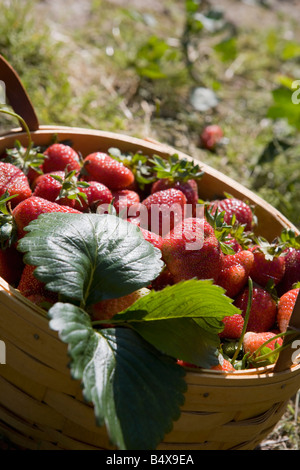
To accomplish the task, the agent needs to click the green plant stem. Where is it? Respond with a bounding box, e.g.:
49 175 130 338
231 277 253 365
0 105 32 160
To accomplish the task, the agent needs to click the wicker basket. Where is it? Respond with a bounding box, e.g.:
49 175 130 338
0 55 300 451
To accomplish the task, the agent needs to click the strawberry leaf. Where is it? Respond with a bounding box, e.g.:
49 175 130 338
48 302 186 450
18 213 164 307
110 280 240 367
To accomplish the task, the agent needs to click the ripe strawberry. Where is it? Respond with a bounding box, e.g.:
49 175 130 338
249 245 285 288
91 287 150 321
33 171 76 207
151 268 174 291
74 181 113 212
42 143 81 174
277 248 300 296
277 288 300 333
200 125 223 151
112 189 140 217
234 286 277 333
208 198 253 231
0 246 24 285
18 264 58 303
219 313 244 339
82 152 135 190
139 227 164 251
0 161 32 208
177 359 198 369
161 217 222 283
12 196 81 239
149 154 203 211
210 357 235 372
141 188 187 237
243 331 283 358
216 250 254 298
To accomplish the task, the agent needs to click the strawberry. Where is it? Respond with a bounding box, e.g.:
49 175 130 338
161 217 222 283
33 171 75 207
12 196 81 239
138 227 164 251
277 248 300 296
216 250 254 298
200 124 223 151
234 286 277 333
151 268 174 291
17 264 58 303
141 188 187 237
0 246 24 285
150 154 203 211
219 313 244 339
42 143 81 174
277 288 300 333
74 181 113 212
210 357 235 372
1 140 46 185
249 244 285 288
0 161 32 208
112 189 140 217
90 287 150 321
82 152 135 190
243 331 283 363
208 198 253 231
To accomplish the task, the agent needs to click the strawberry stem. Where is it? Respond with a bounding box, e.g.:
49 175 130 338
231 277 253 365
248 330 296 366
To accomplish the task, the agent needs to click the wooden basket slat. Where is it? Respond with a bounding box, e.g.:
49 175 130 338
0 376 65 430
0 337 79 396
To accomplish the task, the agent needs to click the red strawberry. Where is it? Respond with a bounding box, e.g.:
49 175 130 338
112 189 140 217
234 286 277 333
210 357 235 372
219 313 244 339
151 179 199 208
141 188 187 237
91 287 150 321
82 152 135 190
150 154 203 214
42 143 81 174
243 331 283 359
18 264 58 303
139 227 164 251
73 181 113 212
151 268 174 291
200 125 223 151
277 248 300 296
33 171 75 207
216 250 254 298
249 245 285 287
161 217 222 283
277 288 300 333
0 162 32 208
208 198 253 231
177 359 198 369
0 246 24 285
12 196 81 238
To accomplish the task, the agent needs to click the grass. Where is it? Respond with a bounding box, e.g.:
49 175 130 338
0 0 300 450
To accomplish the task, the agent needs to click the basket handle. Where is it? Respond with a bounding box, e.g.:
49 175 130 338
0 54 39 131
274 290 300 372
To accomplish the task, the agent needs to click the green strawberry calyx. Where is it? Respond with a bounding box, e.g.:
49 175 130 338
150 153 204 183
0 191 18 249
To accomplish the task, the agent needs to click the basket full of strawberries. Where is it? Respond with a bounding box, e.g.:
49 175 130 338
0 55 300 451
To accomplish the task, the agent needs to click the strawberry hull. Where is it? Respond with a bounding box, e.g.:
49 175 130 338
0 125 300 451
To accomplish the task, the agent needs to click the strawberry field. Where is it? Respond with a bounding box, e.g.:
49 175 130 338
0 0 300 451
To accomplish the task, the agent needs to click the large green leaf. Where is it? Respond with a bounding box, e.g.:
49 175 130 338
110 280 240 368
48 302 186 450
18 213 164 307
